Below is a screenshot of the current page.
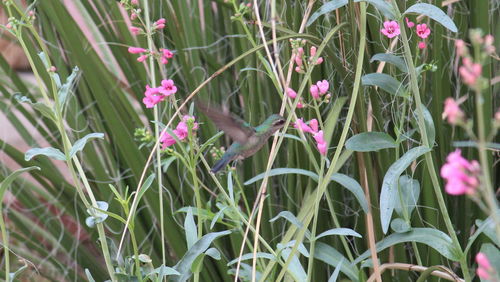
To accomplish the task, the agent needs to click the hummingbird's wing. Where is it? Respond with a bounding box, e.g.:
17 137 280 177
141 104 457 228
197 102 255 144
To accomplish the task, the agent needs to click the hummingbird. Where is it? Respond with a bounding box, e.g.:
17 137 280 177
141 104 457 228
197 103 286 173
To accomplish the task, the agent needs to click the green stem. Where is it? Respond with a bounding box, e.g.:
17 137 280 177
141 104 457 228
0 206 9 281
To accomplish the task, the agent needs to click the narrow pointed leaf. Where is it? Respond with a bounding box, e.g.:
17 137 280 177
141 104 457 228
404 3 458 32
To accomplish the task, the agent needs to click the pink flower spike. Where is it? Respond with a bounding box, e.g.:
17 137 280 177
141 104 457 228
310 85 320 99
459 57 482 86
162 49 174 59
418 42 426 49
160 79 177 96
380 21 400 38
442 98 464 125
309 119 319 133
440 149 480 195
129 26 141 35
128 47 147 54
405 17 415 28
310 46 317 57
293 118 314 134
137 55 148 62
416 24 431 39
476 253 492 270
316 80 329 95
286 88 297 99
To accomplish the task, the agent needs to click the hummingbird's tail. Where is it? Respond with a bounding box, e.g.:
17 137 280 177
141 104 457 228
211 156 232 173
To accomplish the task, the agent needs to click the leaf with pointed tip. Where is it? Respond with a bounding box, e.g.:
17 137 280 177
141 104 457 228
362 73 408 97
1 167 40 201
394 175 420 217
184 209 197 249
370 53 408 73
404 3 457 32
14 94 56 122
315 228 362 240
346 132 396 152
69 133 104 158
227 252 276 266
58 66 80 108
25 147 66 161
313 242 358 281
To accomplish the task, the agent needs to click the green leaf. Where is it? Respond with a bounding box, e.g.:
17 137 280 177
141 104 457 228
370 53 408 73
328 258 343 282
345 132 396 152
390 218 411 233
85 269 96 282
14 94 57 121
330 173 369 213
380 146 431 233
205 248 221 260
353 228 460 263
227 171 234 203
148 265 180 279
362 73 407 97
278 246 307 281
315 228 362 240
227 252 276 266
58 66 80 108
190 254 205 274
414 105 435 146
9 263 28 281
0 167 40 201
475 217 500 248
136 174 155 204
172 230 231 282
313 242 358 281
278 240 310 258
360 0 395 19
244 168 319 185
404 3 458 33
307 0 395 26
25 147 66 161
184 208 197 249
85 201 109 228
69 133 104 158
394 175 420 217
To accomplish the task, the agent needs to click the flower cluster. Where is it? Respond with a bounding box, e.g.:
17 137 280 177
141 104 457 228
440 149 480 195
294 45 323 73
310 80 329 100
381 19 431 49
293 118 327 155
286 88 304 109
442 97 464 125
160 115 199 149
475 252 496 280
128 47 149 62
142 79 177 108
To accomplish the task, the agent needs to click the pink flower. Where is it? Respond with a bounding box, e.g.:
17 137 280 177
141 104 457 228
310 85 320 99
131 0 139 5
418 42 426 49
316 80 329 95
405 17 415 28
297 100 304 108
6 23 12 29
310 46 317 57
130 13 138 20
309 119 318 133
455 39 467 56
154 18 166 29
459 57 482 86
143 86 166 108
160 116 199 148
161 57 169 64
49 66 57 72
484 34 496 54
315 57 324 65
159 79 177 96
313 130 327 155
440 149 480 195
286 88 297 99
442 98 464 125
129 26 141 35
380 21 400 38
162 49 174 59
416 24 431 39
294 51 303 67
128 47 147 54
293 118 314 134
137 55 148 62
476 252 493 280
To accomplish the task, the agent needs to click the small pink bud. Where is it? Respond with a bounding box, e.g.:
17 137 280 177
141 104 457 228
455 39 467 56
418 41 426 49
442 97 464 124
246 3 252 7
309 119 319 133
315 57 323 65
6 23 12 29
286 88 297 99
310 85 320 99
495 108 500 122
137 54 148 62
155 18 166 25
476 253 492 270
316 80 329 95
160 57 168 64
295 66 302 73
297 47 304 56
49 66 57 72
297 100 304 108
129 26 141 35
294 54 302 67
477 268 490 280
162 49 174 58
131 0 139 5
155 24 165 30
326 94 331 99
310 46 317 57
28 11 35 17
405 17 415 28
128 47 147 54
130 13 137 20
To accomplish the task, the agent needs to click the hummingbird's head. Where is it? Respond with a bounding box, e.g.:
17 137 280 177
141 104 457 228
266 114 286 131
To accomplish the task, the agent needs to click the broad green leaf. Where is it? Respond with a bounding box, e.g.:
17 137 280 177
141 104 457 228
0 167 40 200
370 53 408 73
315 228 362 240
313 242 358 281
184 209 197 249
404 3 458 32
345 132 396 152
474 216 500 248
85 201 109 228
278 240 310 258
330 173 368 213
394 175 420 217
307 0 395 26
138 254 152 263
148 265 180 279
479 243 500 281
176 207 217 222
190 254 205 274
58 66 80 108
390 218 411 233
69 133 104 158
172 230 231 282
205 248 221 260
353 228 460 264
362 73 407 97
227 252 276 266
278 247 307 282
244 168 319 185
25 147 66 161
380 147 431 233
360 0 395 19
14 94 56 121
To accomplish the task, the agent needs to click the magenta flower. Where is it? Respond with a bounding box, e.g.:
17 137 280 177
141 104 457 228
130 13 138 20
455 39 467 56
131 0 139 5
316 80 329 95
309 119 318 133
129 26 141 35
293 118 314 134
159 79 177 96
160 116 198 149
476 253 493 279
310 85 320 99
442 98 464 125
405 17 415 28
128 47 147 54
154 18 166 29
143 85 166 108
137 55 148 62
416 24 431 39
459 57 482 86
380 21 400 38
440 149 480 195
162 49 174 59
313 130 327 156
286 88 297 99
418 42 426 49
297 100 304 108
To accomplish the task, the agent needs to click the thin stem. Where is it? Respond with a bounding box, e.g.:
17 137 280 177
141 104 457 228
0 207 10 282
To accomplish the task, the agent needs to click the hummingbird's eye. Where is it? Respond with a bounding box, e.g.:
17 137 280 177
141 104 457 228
274 119 285 126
